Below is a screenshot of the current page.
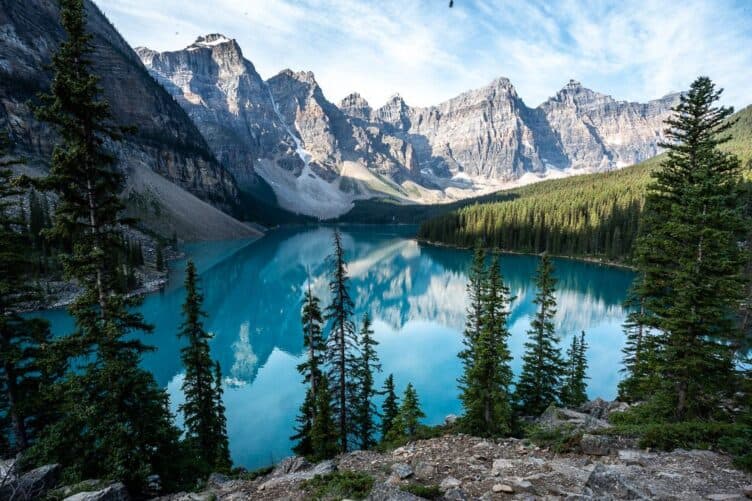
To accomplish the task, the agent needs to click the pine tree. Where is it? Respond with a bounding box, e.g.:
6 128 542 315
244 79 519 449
156 243 165 272
398 383 425 438
515 254 564 416
178 260 225 474
309 375 338 461
292 279 326 457
21 5 181 488
353 313 381 450
459 252 514 436
299 280 325 401
324 230 359 452
560 332 589 407
633 77 749 419
291 389 315 457
380 374 399 441
211 361 231 472
618 282 659 402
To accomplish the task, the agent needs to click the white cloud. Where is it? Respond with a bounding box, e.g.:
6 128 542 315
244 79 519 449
97 0 752 109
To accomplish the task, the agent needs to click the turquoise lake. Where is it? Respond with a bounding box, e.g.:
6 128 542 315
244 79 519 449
35 225 635 470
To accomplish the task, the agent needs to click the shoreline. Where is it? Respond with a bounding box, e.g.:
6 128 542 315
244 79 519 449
416 238 638 271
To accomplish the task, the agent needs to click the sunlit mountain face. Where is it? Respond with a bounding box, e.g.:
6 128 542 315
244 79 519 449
36 225 635 469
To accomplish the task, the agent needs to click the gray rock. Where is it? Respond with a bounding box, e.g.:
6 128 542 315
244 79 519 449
439 476 461 491
538 406 612 433
583 464 649 499
390 463 413 479
413 461 437 479
0 463 61 501
444 414 458 425
491 458 516 475
63 482 129 501
443 487 468 500
259 459 336 490
510 477 534 493
579 398 611 419
744 485 752 498
272 456 311 476
366 481 423 500
492 483 514 493
206 472 231 488
705 495 744 500
580 434 615 456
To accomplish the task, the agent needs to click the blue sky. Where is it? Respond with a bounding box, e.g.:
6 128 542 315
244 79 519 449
98 0 752 109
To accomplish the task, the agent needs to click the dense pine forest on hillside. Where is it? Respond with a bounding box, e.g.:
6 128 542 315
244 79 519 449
417 105 752 261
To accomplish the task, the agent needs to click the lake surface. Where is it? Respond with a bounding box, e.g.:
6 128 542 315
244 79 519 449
35 225 635 470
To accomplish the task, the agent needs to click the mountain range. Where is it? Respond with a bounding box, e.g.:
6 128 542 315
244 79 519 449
1 0 680 230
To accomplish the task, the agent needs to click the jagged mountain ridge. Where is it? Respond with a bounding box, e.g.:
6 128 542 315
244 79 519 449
138 34 680 219
0 3 258 240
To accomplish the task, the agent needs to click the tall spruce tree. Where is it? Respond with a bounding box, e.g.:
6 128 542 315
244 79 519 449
380 374 399 441
353 313 381 450
459 252 514 436
24 2 181 491
324 230 359 452
292 279 326 458
0 135 58 454
178 260 229 474
560 332 589 408
633 76 748 419
515 254 564 416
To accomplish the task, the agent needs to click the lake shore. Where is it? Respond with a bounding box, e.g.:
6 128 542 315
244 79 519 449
416 238 638 271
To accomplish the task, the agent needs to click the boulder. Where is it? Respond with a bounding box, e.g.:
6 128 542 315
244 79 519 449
0 463 61 501
63 482 129 501
439 476 461 491
207 472 231 489
271 456 311 476
390 463 413 479
580 434 615 456
413 461 437 479
538 405 611 433
492 483 514 493
579 398 611 419
744 485 752 498
509 477 534 493
583 464 649 499
443 487 468 500
259 459 336 490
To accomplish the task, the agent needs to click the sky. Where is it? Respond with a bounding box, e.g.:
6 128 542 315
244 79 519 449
97 0 752 110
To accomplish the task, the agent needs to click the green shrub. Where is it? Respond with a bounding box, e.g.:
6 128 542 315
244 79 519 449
233 464 274 481
302 471 374 500
379 423 452 451
525 424 582 453
400 483 442 499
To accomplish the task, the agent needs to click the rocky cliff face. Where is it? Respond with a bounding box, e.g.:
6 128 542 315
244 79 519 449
139 35 679 219
0 2 256 239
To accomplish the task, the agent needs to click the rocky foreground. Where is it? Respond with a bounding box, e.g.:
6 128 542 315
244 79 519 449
153 434 751 500
4 401 751 500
